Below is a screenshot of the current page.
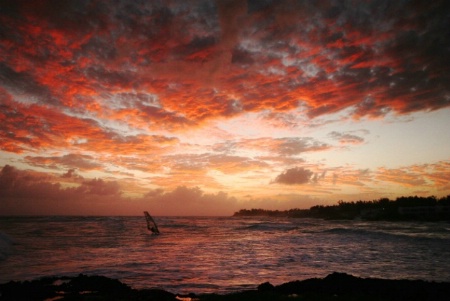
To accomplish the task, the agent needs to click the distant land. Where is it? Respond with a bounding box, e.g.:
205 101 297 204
234 195 450 221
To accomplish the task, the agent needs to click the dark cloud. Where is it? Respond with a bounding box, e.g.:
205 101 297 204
143 186 237 216
85 66 132 88
0 63 60 106
0 164 121 200
0 164 127 215
273 167 313 185
175 35 218 61
275 138 330 156
231 47 255 65
78 178 121 196
211 137 330 159
163 152 268 175
61 169 80 179
328 131 365 145
25 153 101 170
0 98 55 152
134 101 193 127
0 165 62 201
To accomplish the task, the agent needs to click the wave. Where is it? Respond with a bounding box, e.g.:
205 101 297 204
322 226 449 241
0 232 14 261
236 222 299 232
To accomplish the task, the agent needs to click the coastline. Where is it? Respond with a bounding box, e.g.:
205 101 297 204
1 272 450 301
233 195 450 221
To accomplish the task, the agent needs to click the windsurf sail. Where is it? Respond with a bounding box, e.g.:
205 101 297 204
144 211 160 234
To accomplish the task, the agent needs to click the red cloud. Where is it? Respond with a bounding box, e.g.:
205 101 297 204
1 0 448 135
0 93 180 160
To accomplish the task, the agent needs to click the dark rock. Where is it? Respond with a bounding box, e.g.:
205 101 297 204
274 272 450 301
2 273 450 301
257 282 274 292
0 278 61 301
137 288 177 300
61 274 132 295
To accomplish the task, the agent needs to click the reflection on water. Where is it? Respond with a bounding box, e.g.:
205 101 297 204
0 216 449 294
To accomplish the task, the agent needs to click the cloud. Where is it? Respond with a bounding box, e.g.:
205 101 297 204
213 137 330 157
0 93 183 163
0 164 127 215
0 164 323 215
377 162 450 189
25 154 101 170
206 154 269 174
0 165 54 198
1 0 448 137
273 137 330 156
0 97 114 153
377 167 426 187
422 161 450 189
273 167 314 185
143 186 238 216
0 164 120 200
328 131 366 144
78 178 121 196
0 63 60 106
61 169 80 179
330 168 373 187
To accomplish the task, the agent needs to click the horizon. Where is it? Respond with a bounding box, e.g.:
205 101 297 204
1 0 449 216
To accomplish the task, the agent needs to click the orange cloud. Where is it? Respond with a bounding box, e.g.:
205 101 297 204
329 168 373 188
412 161 450 189
1 0 447 134
377 168 419 187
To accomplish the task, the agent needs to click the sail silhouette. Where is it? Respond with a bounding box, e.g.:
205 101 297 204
144 211 160 234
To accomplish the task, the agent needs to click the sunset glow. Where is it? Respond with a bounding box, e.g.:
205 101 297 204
1 0 449 215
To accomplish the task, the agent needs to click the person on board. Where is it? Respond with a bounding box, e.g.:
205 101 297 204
149 225 159 234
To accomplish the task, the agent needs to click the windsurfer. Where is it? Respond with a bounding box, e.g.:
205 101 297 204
144 211 160 234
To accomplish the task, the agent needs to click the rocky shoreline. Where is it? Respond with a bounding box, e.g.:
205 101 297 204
1 272 450 301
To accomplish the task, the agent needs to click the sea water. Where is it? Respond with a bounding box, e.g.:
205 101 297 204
0 216 449 294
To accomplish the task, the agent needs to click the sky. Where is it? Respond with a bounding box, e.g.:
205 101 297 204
0 0 449 216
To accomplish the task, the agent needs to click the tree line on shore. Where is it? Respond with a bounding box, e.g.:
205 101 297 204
233 195 450 221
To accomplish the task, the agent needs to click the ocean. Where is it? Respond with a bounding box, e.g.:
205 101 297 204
1 216 449 294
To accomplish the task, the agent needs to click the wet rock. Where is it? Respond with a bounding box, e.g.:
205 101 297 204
275 272 450 301
1 273 450 301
